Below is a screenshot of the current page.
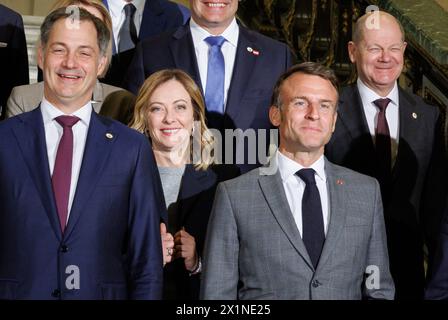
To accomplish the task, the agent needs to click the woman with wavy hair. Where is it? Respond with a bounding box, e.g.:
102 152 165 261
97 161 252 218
130 69 239 299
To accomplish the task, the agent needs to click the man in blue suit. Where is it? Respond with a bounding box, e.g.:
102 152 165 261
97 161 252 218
123 0 293 173
101 0 190 86
0 7 164 299
0 4 29 119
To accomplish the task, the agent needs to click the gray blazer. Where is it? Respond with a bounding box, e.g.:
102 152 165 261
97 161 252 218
6 81 135 124
201 156 395 300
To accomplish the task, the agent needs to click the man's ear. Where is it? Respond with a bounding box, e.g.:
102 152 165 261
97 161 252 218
97 55 108 77
347 41 357 63
331 111 338 133
269 105 281 127
37 45 44 70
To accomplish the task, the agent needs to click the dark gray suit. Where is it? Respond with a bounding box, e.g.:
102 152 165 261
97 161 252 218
325 84 446 300
201 155 395 300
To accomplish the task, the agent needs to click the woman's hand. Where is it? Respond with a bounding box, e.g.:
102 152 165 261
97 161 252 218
160 222 174 266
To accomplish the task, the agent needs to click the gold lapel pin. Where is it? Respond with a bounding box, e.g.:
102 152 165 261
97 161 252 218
106 133 114 139
336 179 344 185
412 112 418 119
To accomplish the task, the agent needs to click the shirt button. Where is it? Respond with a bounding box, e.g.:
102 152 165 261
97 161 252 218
51 289 61 298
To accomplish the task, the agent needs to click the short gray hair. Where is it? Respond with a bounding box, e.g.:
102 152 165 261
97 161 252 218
40 6 110 57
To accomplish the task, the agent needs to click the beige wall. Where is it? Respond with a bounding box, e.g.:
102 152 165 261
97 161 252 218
0 0 189 16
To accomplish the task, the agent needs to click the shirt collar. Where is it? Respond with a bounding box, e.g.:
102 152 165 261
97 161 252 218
108 0 145 19
189 17 239 47
357 78 399 107
40 96 93 127
277 150 326 183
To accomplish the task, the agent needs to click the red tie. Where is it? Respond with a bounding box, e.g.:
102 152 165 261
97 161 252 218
52 115 80 232
373 98 392 198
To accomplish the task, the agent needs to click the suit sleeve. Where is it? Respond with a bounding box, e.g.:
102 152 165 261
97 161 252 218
363 179 395 300
425 211 448 299
200 182 239 300
127 135 165 299
0 11 28 118
122 42 146 95
421 109 447 268
5 86 25 118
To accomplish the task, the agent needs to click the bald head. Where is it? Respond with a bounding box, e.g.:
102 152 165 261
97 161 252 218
348 10 407 96
353 11 405 44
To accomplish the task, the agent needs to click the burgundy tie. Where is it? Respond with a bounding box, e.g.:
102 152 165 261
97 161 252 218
373 98 392 195
52 115 80 232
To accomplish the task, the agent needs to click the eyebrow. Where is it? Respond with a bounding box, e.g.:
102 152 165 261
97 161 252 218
291 96 335 103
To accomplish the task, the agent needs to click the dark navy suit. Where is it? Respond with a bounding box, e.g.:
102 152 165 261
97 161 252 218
0 4 29 119
0 108 165 299
101 0 190 86
123 23 292 172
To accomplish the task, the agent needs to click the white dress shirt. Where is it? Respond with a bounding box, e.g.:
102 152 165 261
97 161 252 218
189 17 239 109
357 78 400 164
108 0 145 52
41 98 92 222
277 151 330 236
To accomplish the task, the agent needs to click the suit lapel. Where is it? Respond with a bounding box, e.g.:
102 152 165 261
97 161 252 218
12 107 62 240
64 113 116 239
225 26 258 129
391 88 420 182
139 0 164 41
316 160 348 270
337 86 374 149
177 165 216 226
258 163 314 270
170 25 202 92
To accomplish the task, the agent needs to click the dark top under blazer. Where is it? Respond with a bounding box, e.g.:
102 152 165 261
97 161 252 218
0 4 29 119
163 164 239 300
325 84 446 299
0 108 166 299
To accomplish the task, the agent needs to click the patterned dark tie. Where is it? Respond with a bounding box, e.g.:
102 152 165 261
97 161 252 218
118 3 137 53
373 98 392 193
204 36 226 114
52 115 80 232
296 168 325 269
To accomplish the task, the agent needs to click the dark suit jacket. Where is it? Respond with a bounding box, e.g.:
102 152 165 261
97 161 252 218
325 84 446 299
426 210 448 299
0 4 29 119
163 164 239 300
123 23 292 172
0 108 165 299
101 0 190 86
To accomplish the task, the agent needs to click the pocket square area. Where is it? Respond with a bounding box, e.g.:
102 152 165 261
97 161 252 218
0 42 8 48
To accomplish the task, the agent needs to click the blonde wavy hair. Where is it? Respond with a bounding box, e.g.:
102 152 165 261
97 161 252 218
129 69 215 171
50 0 112 77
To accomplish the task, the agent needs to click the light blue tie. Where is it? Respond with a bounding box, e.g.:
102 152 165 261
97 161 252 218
204 36 226 114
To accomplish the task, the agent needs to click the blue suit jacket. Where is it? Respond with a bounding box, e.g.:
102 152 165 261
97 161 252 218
123 23 292 172
0 4 29 119
0 108 165 299
101 0 190 86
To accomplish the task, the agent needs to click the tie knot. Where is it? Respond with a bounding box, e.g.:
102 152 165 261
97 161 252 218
373 98 391 112
296 168 317 185
205 36 226 48
55 115 80 128
123 3 136 17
